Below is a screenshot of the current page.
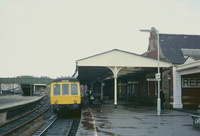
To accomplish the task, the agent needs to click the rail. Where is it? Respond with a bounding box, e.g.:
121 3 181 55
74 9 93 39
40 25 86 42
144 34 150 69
0 97 51 136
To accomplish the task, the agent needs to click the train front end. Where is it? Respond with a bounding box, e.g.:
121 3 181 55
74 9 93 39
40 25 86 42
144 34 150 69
50 78 81 115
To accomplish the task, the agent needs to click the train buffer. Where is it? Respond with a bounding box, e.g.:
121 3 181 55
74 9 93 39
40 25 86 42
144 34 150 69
190 105 200 126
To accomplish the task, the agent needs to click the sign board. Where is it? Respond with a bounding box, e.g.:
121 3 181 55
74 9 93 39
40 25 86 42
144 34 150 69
147 78 161 81
155 73 160 80
182 78 200 88
128 81 139 84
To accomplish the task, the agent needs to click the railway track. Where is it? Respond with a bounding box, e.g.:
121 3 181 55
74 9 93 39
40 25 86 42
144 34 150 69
0 96 51 136
34 117 80 136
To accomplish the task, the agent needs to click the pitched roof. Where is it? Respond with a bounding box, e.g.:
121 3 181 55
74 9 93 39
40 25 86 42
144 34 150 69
76 49 171 67
74 49 172 83
159 34 200 64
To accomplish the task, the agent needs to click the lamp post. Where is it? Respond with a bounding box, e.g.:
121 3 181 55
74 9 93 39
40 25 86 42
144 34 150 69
140 28 161 116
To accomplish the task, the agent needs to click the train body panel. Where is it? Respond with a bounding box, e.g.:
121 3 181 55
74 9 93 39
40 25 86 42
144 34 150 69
51 95 81 105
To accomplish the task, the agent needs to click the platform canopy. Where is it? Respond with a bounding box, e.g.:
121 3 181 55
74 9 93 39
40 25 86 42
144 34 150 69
73 49 172 84
177 59 200 75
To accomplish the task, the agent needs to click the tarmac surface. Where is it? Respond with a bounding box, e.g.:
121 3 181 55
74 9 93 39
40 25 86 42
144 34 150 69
77 99 200 136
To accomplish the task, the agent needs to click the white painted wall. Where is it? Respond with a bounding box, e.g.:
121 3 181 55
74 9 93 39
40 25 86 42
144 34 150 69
172 66 183 109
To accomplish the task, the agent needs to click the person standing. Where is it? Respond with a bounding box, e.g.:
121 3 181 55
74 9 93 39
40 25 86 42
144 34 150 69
160 89 165 110
88 90 94 106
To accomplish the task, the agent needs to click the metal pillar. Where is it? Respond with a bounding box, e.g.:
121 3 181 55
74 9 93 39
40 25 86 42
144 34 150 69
140 28 161 116
0 83 2 94
114 76 117 108
101 80 103 101
91 83 93 91
109 66 122 108
30 84 33 96
157 31 161 116
33 85 36 95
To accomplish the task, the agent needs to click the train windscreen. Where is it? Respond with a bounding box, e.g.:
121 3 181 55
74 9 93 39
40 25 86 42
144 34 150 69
71 84 78 95
62 84 69 95
53 84 60 96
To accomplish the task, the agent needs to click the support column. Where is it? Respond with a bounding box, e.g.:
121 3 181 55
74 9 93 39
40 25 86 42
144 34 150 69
114 75 117 108
0 83 2 94
101 80 104 102
30 84 33 96
109 66 122 108
91 83 93 91
33 85 36 95
172 66 183 109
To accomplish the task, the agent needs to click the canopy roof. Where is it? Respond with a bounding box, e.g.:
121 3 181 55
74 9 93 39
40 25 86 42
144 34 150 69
177 59 200 76
181 49 200 61
74 49 171 84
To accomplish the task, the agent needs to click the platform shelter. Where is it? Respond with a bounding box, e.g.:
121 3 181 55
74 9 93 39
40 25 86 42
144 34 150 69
73 49 171 108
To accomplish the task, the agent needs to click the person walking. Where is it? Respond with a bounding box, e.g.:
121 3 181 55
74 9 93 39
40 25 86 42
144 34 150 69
160 89 165 110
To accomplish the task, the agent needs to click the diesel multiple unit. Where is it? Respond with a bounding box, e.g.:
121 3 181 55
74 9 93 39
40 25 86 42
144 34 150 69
50 77 81 116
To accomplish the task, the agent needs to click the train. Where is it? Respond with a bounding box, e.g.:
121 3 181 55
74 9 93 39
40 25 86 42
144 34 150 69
50 77 81 116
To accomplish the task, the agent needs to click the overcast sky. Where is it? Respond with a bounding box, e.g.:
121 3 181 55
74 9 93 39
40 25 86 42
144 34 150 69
0 0 200 78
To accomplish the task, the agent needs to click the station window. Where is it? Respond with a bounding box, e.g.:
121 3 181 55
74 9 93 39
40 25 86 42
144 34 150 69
53 84 60 96
71 84 78 95
62 84 69 95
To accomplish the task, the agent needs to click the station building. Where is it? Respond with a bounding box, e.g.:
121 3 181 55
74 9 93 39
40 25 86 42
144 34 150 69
144 27 200 109
74 27 200 110
173 51 200 109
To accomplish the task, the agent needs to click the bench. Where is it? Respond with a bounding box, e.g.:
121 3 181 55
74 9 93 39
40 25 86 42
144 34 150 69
190 105 200 126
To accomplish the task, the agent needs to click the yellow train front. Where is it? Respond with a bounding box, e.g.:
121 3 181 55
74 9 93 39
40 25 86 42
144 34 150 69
50 77 81 116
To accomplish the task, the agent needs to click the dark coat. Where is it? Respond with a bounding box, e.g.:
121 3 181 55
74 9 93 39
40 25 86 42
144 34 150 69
160 91 165 103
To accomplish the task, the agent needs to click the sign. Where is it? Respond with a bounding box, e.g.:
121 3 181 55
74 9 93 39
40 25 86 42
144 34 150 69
182 78 200 88
147 78 161 81
155 73 160 80
128 81 139 84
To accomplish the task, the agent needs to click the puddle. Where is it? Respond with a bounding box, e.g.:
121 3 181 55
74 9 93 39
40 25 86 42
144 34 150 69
81 120 95 130
183 124 192 126
133 116 143 121
97 127 122 136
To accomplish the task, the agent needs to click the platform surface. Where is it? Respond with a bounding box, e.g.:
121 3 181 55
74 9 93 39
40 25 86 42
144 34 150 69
0 96 199 136
0 95 44 110
77 100 200 136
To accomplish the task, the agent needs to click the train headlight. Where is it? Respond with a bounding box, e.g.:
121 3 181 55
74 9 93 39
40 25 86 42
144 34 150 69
54 100 58 104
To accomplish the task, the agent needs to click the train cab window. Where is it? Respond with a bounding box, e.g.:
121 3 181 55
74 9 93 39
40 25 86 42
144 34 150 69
71 84 78 95
53 84 60 96
62 84 69 95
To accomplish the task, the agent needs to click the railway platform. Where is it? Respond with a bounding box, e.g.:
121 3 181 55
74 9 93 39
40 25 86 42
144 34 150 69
0 95 45 123
0 95 44 110
77 99 200 136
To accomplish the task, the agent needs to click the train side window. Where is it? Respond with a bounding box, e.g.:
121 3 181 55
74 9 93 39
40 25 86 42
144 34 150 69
53 84 60 96
62 84 69 95
71 84 78 95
